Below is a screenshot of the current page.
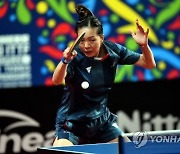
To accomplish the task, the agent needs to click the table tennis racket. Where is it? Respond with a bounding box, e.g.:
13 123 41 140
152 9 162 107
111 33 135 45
69 31 85 55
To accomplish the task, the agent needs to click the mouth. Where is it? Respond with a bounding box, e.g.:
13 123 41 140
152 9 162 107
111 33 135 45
84 50 92 53
83 50 94 57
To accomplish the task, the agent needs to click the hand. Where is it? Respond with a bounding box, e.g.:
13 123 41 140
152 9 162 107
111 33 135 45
63 47 77 62
130 19 149 46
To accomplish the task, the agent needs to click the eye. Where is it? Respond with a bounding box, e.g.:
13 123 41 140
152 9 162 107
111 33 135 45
80 39 85 43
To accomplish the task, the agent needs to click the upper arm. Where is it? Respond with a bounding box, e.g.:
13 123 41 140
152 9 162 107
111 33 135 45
134 54 156 69
134 54 146 67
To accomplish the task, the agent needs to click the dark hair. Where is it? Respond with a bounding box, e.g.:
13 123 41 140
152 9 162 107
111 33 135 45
75 4 103 36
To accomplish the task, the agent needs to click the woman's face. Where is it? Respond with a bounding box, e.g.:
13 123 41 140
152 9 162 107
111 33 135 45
78 27 104 57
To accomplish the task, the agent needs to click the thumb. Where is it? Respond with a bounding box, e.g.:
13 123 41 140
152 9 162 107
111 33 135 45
129 30 135 37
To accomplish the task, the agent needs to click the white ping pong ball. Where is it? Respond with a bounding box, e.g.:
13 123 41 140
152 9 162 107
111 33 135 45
81 81 89 89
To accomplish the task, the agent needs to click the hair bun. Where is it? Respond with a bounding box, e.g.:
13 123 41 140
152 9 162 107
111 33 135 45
75 4 94 22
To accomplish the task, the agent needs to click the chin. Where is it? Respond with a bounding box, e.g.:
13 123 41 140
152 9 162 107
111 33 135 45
85 54 93 57
84 52 94 57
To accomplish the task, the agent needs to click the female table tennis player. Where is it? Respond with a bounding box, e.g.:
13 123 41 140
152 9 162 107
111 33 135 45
52 4 156 146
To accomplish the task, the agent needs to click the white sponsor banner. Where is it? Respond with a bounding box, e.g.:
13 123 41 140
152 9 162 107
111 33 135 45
0 110 54 153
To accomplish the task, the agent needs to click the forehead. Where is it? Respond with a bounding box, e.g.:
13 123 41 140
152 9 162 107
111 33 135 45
78 27 99 37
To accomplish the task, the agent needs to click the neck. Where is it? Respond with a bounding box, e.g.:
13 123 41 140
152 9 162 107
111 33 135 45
96 44 107 58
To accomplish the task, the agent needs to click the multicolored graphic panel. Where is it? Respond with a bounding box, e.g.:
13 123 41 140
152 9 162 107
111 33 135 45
0 0 179 88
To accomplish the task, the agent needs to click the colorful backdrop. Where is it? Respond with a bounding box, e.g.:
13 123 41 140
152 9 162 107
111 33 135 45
0 0 180 88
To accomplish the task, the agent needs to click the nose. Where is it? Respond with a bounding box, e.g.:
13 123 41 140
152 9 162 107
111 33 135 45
84 42 90 48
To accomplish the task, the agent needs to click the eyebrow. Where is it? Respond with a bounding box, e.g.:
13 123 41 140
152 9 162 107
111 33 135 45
83 36 96 39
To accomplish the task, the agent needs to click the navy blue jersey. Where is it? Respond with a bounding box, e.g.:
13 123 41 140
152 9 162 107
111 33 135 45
56 40 140 128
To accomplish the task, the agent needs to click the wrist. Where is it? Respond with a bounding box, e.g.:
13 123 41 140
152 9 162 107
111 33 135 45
61 57 71 64
139 44 148 48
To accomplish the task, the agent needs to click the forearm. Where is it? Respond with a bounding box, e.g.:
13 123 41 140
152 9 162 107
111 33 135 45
140 44 156 69
52 61 68 85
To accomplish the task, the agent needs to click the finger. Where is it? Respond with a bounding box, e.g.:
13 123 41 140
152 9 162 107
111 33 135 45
138 24 144 32
71 50 77 56
64 47 70 54
67 47 74 55
129 30 135 37
146 28 149 35
136 19 140 27
136 18 138 23
65 47 70 51
63 47 72 59
136 19 144 32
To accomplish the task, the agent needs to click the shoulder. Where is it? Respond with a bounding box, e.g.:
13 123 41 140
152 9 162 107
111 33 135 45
104 40 124 47
104 40 125 52
103 40 124 56
104 40 118 48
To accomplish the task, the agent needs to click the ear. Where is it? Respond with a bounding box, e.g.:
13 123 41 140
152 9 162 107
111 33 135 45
100 34 104 42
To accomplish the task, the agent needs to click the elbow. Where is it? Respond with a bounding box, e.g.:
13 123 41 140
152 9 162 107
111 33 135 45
52 72 66 85
152 62 156 69
52 77 62 85
52 79 58 85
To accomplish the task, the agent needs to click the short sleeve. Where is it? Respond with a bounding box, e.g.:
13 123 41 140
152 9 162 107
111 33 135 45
116 43 140 65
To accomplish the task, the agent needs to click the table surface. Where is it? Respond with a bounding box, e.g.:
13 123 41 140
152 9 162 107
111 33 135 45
37 141 180 154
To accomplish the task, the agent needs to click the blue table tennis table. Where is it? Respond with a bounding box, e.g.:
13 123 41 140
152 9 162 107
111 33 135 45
37 140 180 154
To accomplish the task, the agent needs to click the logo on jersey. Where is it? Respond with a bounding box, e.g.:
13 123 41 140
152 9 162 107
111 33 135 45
86 66 92 73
